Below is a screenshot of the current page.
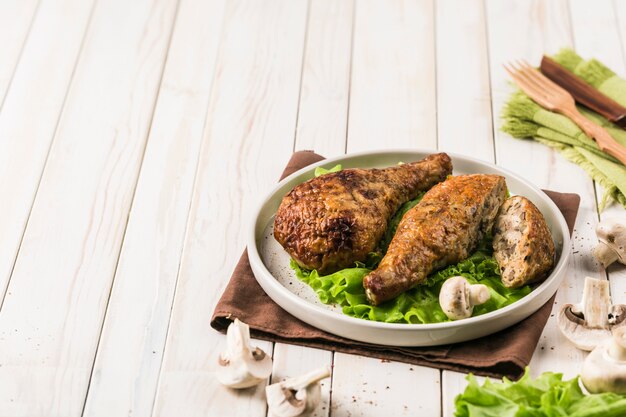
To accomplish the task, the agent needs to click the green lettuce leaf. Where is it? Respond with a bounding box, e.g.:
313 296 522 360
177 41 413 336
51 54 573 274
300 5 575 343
314 164 342 177
454 369 626 417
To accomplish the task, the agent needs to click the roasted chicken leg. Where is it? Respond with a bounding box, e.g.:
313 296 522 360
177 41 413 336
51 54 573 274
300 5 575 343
363 174 507 305
273 153 453 274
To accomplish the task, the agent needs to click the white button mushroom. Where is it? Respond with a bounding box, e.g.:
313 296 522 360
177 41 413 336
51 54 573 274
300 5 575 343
438 276 491 321
582 327 626 394
593 218 626 268
216 318 272 389
265 366 330 417
557 277 626 351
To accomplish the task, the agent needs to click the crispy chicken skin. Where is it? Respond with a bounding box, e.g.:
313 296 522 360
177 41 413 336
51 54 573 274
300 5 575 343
363 174 507 305
273 153 453 275
492 196 555 288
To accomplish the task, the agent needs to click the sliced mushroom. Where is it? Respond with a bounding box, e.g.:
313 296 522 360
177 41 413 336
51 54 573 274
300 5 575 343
593 218 626 268
265 366 330 417
582 327 626 394
439 276 490 320
216 318 272 389
557 277 626 351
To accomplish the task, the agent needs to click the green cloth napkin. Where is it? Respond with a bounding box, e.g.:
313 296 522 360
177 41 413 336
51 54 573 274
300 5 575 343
501 48 626 209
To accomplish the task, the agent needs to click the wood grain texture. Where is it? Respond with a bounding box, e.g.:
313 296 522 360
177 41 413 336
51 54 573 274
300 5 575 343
0 0 39 107
0 0 178 414
442 0 609 412
152 1 308 416
332 3 440 415
347 0 436 151
570 0 626 334
331 355 441 416
268 345 332 417
540 55 626 123
0 0 95 307
81 0 225 416
269 1 355 414
435 1 496 414
443 371 486 417
488 0 598 379
436 0 494 161
295 0 354 157
0 0 619 415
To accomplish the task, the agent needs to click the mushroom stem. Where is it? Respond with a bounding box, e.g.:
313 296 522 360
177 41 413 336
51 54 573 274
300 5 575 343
469 284 490 305
266 366 330 417
594 242 619 269
228 318 252 355
285 366 331 392
580 278 611 329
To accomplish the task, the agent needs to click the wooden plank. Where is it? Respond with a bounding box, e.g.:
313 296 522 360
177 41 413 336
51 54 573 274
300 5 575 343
268 1 355 415
152 1 308 416
442 371 486 417
80 1 225 416
435 0 496 415
330 1 441 414
489 0 598 377
331 355 441 416
0 0 179 415
435 0 494 161
0 0 95 304
0 0 40 106
442 0 607 412
268 345 332 417
570 0 626 302
347 0 436 151
294 0 354 157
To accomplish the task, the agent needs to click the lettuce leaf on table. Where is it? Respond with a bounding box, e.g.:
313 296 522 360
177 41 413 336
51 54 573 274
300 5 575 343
454 370 626 417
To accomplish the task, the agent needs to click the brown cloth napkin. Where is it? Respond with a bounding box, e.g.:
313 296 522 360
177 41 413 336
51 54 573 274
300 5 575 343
211 151 581 380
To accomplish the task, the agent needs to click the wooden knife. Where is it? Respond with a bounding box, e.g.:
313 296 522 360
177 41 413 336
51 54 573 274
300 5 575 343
540 56 626 129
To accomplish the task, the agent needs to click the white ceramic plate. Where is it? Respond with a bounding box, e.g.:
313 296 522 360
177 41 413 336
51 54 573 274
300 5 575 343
248 150 570 346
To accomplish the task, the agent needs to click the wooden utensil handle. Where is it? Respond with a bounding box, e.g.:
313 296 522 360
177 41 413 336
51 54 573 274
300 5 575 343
600 136 626 166
541 56 626 123
563 107 626 166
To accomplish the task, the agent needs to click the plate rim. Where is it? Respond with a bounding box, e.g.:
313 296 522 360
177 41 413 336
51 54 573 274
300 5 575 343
247 148 571 332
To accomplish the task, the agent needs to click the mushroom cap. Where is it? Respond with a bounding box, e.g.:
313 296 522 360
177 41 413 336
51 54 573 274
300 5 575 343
439 276 472 320
266 383 320 417
216 319 273 389
582 328 626 394
439 276 490 321
558 304 612 351
557 303 626 351
217 347 272 389
595 218 626 264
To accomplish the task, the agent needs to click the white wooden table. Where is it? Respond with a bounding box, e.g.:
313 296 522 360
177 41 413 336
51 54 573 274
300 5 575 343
1 0 625 416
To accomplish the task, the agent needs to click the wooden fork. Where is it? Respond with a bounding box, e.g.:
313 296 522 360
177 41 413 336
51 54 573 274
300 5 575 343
504 60 626 166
